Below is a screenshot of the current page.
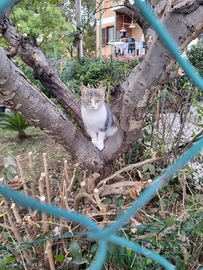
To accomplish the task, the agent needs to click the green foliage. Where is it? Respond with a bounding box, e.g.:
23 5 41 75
61 0 96 53
70 241 88 265
10 0 72 58
186 41 203 78
61 55 138 95
0 111 28 139
7 0 96 58
0 111 28 133
0 156 17 182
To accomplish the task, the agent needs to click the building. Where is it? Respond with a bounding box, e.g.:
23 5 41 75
96 0 144 57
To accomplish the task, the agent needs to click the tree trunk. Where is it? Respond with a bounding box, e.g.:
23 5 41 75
75 0 83 61
1 1 203 172
18 130 27 140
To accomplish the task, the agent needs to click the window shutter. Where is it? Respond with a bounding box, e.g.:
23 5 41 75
102 27 107 46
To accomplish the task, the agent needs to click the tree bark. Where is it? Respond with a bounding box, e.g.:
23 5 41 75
75 0 83 61
1 1 203 171
0 16 84 130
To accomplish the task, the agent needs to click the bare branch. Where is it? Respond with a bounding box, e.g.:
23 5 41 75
0 16 84 130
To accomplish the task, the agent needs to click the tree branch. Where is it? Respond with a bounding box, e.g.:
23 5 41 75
0 47 104 171
0 16 84 130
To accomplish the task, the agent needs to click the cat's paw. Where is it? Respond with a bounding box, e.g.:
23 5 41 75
92 140 98 148
97 142 104 150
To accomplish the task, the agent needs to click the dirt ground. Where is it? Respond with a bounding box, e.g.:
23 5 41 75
0 126 85 211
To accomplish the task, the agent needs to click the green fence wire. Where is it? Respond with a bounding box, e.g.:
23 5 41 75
0 0 203 269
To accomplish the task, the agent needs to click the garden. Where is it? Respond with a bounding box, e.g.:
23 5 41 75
0 45 202 269
0 0 203 269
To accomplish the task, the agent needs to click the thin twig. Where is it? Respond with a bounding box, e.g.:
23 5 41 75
64 160 71 185
97 155 156 188
74 182 96 212
156 190 166 218
87 172 100 194
43 153 51 204
28 151 36 198
39 172 55 270
3 197 30 266
66 168 76 198
16 155 32 215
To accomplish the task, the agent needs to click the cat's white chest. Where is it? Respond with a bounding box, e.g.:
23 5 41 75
81 105 107 132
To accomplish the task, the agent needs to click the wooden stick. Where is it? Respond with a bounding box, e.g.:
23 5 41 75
94 188 107 225
61 180 66 209
16 155 28 196
97 155 157 188
94 188 106 212
11 203 35 242
99 180 152 197
45 239 56 270
87 172 100 194
74 182 96 211
28 151 36 198
66 168 76 198
3 198 30 265
43 153 51 204
64 160 71 185
16 155 32 215
38 172 55 270
38 173 49 232
156 190 166 218
43 153 53 230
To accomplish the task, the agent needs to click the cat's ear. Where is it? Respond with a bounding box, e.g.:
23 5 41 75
99 87 106 93
80 85 88 94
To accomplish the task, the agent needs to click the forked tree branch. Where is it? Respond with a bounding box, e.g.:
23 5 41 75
1 2 203 171
0 16 84 130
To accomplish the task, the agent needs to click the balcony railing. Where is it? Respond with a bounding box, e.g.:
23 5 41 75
108 37 145 56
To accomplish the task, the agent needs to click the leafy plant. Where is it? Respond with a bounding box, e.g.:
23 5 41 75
0 156 17 182
0 111 29 139
70 241 88 265
186 41 203 78
61 54 138 96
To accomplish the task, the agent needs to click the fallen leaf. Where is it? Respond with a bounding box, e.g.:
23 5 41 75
7 176 23 190
137 169 143 179
129 187 137 199
130 218 141 233
178 67 184 76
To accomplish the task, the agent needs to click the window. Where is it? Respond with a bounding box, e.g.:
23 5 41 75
102 26 114 46
102 28 107 46
107 26 114 43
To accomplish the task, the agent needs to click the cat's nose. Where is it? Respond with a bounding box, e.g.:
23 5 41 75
91 106 95 109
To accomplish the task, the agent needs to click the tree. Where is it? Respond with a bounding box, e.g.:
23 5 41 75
0 0 203 175
59 0 96 56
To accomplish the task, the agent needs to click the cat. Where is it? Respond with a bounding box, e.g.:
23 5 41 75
81 85 117 150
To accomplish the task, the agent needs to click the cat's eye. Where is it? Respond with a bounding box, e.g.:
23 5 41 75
96 100 100 103
87 99 91 103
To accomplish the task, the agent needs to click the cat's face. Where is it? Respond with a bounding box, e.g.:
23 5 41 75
81 85 105 110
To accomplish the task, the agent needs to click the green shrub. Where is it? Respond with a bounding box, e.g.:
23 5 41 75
187 41 203 77
0 111 29 139
61 55 138 96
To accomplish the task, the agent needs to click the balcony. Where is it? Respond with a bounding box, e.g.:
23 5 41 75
108 37 145 56
111 0 129 12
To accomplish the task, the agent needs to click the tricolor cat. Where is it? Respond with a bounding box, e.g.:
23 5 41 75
81 85 117 150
